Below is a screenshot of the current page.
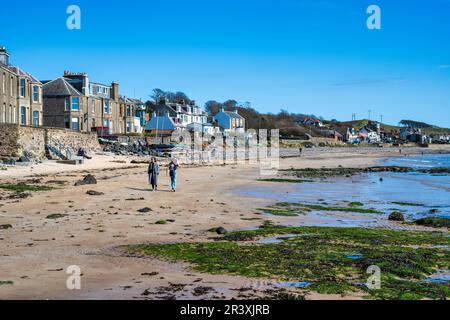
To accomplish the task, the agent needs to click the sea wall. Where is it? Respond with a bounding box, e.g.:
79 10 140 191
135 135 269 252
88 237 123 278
0 123 101 160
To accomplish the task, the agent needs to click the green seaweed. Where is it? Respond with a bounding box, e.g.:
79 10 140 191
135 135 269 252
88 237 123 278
348 202 364 207
302 204 381 214
127 225 450 300
391 202 425 207
257 178 314 184
414 217 450 228
0 183 53 192
46 214 68 219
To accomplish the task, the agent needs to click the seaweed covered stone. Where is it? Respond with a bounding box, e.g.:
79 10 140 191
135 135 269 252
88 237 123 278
388 211 405 222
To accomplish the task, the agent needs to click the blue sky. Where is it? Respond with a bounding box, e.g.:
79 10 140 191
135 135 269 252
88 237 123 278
1 0 449 127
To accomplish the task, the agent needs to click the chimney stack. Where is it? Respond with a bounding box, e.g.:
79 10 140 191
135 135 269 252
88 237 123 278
111 81 119 103
0 46 10 65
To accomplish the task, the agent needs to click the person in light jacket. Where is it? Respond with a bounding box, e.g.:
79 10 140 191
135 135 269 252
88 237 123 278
148 157 160 191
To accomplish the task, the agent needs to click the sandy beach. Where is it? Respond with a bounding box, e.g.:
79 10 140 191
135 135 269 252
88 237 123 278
1 145 449 300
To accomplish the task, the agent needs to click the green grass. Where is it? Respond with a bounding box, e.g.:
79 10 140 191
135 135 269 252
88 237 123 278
127 225 450 300
0 281 13 286
0 183 53 192
0 224 13 230
155 220 168 225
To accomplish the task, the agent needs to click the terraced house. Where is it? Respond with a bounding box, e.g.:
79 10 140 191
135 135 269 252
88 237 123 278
119 96 146 133
0 46 43 127
42 71 122 135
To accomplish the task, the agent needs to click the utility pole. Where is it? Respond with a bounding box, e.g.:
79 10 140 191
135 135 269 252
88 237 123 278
368 109 371 121
352 113 356 121
380 114 383 124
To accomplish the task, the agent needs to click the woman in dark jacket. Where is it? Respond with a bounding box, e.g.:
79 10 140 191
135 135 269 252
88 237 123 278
148 157 160 191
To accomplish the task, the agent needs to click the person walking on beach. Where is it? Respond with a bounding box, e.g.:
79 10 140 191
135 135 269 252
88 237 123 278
148 157 160 191
168 159 179 192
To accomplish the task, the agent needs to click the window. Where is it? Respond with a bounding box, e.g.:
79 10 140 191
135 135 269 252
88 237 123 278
33 111 39 127
1 103 5 122
71 97 79 111
10 76 13 96
64 98 70 111
126 122 131 133
20 106 26 125
2 73 4 93
71 117 79 131
33 86 39 102
19 79 25 97
104 101 110 114
91 100 95 113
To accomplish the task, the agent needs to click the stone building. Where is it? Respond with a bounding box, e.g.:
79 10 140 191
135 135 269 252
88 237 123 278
119 96 146 133
42 71 122 135
0 46 43 127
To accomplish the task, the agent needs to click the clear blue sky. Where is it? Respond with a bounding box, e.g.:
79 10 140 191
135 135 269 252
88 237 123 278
1 0 449 127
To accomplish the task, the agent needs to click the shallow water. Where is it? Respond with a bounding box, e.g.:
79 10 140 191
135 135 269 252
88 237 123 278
425 270 450 283
273 281 312 288
237 154 450 227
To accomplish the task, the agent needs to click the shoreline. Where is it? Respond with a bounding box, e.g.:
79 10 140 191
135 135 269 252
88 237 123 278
0 146 449 300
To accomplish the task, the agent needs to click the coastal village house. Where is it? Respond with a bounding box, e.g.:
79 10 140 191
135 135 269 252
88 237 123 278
302 116 323 127
43 71 126 135
145 98 211 134
120 96 146 133
0 46 43 127
213 108 246 134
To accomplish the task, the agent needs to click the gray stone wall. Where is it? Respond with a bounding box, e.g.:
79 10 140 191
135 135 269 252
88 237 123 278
0 123 101 160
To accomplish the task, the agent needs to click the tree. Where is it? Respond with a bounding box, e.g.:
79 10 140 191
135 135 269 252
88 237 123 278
150 88 166 103
223 99 239 110
204 100 222 115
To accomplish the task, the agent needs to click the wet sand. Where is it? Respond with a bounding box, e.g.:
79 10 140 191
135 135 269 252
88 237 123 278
0 145 449 300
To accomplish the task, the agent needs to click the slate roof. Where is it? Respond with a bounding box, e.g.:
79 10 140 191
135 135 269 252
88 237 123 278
0 61 41 83
42 77 82 97
224 111 244 119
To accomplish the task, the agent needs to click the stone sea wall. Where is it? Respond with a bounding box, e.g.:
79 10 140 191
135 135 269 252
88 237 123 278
0 123 101 160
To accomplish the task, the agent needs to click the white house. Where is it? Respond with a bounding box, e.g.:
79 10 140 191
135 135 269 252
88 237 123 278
303 116 323 127
213 108 246 134
359 127 380 143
